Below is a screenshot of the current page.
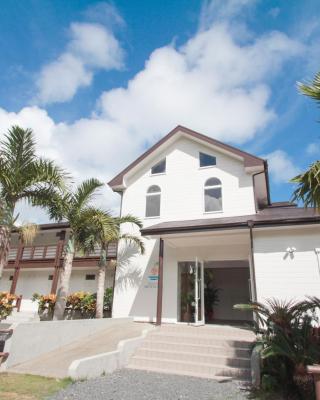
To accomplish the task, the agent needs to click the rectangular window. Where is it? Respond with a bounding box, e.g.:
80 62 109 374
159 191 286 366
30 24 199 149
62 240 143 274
146 194 161 217
85 274 96 280
48 275 53 281
199 152 216 168
151 158 166 174
9 275 13 281
205 187 222 212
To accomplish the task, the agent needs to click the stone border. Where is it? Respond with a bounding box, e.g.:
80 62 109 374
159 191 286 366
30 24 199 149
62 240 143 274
68 326 155 380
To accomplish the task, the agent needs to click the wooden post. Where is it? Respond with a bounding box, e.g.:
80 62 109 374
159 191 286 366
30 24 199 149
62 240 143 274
10 242 24 295
156 238 164 325
51 230 66 295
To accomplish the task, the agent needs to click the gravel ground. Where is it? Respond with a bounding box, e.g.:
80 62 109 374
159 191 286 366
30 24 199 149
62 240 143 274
49 369 250 400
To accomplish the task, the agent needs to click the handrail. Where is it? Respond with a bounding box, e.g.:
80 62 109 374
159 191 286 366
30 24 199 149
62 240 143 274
8 242 117 261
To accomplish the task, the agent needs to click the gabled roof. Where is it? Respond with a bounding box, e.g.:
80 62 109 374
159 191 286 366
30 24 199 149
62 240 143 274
108 125 265 190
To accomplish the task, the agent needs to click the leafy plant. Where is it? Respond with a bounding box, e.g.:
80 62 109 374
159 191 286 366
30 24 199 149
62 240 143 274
234 298 320 398
0 291 17 320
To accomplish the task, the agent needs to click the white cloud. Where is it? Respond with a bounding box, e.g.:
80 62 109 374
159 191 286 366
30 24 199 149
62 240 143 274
0 9 306 222
36 22 124 104
268 8 280 18
306 142 320 156
264 150 300 183
199 0 257 29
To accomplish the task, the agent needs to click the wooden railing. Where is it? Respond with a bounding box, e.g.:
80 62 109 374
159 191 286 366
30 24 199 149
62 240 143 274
8 242 117 261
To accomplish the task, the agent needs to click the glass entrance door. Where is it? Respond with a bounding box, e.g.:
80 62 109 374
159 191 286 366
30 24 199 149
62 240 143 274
178 260 204 324
194 259 205 325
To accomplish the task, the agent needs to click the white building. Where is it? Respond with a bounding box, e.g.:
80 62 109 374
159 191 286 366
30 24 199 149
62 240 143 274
109 125 320 325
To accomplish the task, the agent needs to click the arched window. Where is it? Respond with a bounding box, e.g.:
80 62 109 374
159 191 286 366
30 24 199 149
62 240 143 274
146 185 161 217
204 178 222 212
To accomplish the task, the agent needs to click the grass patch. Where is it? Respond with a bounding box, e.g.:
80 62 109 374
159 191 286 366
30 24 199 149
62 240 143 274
0 373 72 400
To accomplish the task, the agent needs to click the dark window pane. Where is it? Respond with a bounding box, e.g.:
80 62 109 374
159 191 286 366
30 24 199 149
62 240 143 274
205 177 221 187
147 185 161 193
85 274 96 280
146 194 161 217
200 152 216 167
151 159 166 174
48 275 53 281
205 188 222 212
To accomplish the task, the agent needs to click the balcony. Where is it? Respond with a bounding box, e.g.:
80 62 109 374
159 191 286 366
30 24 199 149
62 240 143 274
8 242 117 262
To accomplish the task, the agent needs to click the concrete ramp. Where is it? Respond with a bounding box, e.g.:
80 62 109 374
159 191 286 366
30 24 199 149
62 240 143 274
8 321 151 378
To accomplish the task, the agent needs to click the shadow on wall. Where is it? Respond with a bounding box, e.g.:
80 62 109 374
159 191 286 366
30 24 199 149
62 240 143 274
130 239 160 321
115 243 143 291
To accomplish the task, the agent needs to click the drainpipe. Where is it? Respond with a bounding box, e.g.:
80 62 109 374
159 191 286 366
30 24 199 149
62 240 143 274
248 220 257 302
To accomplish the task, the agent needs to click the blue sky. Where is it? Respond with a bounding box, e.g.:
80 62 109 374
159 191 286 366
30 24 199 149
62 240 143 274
0 0 319 221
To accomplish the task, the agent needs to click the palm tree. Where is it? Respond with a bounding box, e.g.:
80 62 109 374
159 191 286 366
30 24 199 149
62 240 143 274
78 210 145 318
36 178 104 320
291 71 320 207
0 126 67 278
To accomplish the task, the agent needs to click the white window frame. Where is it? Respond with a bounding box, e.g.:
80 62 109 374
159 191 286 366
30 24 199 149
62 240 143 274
199 152 216 169
150 158 166 176
145 185 161 218
203 178 223 214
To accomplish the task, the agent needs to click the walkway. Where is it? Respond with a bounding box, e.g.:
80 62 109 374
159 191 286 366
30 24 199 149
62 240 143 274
49 369 249 400
8 322 151 378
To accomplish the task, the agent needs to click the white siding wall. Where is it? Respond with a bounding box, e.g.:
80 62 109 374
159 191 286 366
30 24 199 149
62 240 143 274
254 226 320 302
113 234 250 322
112 136 256 319
123 136 255 224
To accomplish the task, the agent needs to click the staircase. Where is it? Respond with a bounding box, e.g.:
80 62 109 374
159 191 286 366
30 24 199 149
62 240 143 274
6 309 40 324
126 324 254 381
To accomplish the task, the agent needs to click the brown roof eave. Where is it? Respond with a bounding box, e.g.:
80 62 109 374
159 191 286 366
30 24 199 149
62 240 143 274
141 216 320 236
108 125 264 189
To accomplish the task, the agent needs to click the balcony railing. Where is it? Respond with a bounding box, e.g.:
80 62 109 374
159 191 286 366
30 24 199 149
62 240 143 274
8 242 117 261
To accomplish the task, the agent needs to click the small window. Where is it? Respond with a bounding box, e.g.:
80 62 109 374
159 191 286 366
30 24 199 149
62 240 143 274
48 275 53 281
204 178 222 212
146 185 161 217
199 152 216 168
9 275 13 281
85 274 96 280
151 159 166 174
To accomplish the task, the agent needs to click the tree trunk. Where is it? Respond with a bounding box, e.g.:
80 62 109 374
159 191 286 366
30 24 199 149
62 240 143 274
53 238 75 320
0 226 11 279
96 245 108 319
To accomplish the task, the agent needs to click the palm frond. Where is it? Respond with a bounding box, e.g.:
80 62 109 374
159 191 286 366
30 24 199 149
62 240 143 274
119 233 145 254
298 72 320 103
18 223 38 245
291 161 320 209
73 178 104 212
115 214 143 229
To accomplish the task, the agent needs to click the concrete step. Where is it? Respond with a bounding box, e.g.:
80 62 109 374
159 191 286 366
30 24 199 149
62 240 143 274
159 324 254 340
135 348 251 368
142 340 251 358
148 332 252 349
126 364 233 382
127 356 251 380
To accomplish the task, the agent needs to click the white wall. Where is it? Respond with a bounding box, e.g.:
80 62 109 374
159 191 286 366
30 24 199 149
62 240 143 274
122 136 255 224
112 134 256 320
254 225 320 302
113 230 251 322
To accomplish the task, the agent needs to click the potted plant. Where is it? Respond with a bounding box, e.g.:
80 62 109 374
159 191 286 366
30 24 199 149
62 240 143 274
204 286 220 323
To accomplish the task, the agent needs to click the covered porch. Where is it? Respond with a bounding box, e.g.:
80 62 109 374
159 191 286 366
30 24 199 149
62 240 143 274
147 228 256 326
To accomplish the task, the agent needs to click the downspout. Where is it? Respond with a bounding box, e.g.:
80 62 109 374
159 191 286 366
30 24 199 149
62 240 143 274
248 220 257 302
252 161 271 212
111 191 124 316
